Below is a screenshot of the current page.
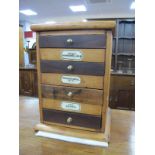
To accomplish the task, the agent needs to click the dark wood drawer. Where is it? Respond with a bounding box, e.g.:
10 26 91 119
39 34 106 49
40 60 105 76
41 85 103 105
43 109 101 129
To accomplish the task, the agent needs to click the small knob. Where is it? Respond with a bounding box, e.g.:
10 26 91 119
66 38 73 44
67 92 73 97
67 117 72 123
67 65 73 71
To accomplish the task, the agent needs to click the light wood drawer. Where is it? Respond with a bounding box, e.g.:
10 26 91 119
39 34 106 49
40 60 105 76
42 98 102 115
43 109 101 129
41 85 103 105
41 73 104 89
40 48 105 62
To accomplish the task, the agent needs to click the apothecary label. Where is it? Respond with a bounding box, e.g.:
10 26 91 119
61 75 81 84
61 50 83 61
61 101 81 111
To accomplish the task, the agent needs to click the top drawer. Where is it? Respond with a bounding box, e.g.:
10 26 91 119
39 34 106 49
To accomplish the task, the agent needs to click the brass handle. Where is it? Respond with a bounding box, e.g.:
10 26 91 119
67 92 73 97
66 38 73 44
67 117 72 123
67 65 74 71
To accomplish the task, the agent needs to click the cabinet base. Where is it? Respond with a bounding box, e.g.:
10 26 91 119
34 108 111 147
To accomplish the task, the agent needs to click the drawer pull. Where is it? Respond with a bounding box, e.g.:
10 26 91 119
67 117 72 123
67 65 74 71
66 38 73 45
67 91 73 97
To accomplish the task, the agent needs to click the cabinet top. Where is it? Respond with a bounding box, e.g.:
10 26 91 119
31 21 116 32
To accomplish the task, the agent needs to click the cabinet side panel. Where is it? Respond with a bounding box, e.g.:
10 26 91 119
101 31 112 131
36 32 43 122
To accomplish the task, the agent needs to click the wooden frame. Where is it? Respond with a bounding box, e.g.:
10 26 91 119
101 31 113 131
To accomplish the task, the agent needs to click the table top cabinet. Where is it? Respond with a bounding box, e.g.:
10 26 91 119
31 21 115 134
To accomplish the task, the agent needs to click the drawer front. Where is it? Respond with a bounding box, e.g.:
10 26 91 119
40 48 105 62
41 85 103 105
43 109 101 129
39 34 106 49
42 98 102 115
41 73 104 89
41 60 105 76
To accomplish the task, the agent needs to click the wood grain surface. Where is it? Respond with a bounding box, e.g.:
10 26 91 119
40 60 105 76
39 34 106 49
42 98 102 115
31 21 116 32
41 73 104 89
40 48 105 62
39 30 106 36
42 108 101 129
36 33 43 122
102 31 113 131
41 84 103 105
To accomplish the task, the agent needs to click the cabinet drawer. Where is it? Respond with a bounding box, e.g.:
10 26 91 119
41 85 103 105
42 98 102 115
41 73 104 89
43 109 101 129
41 60 105 76
40 48 105 62
39 34 106 49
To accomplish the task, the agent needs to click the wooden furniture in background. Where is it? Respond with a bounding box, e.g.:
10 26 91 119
19 26 24 65
31 21 115 141
29 48 37 64
110 18 135 110
109 74 135 110
112 18 135 73
19 66 38 97
88 18 135 73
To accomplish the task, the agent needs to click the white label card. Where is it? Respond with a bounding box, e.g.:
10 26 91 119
61 101 81 111
61 75 81 84
61 50 83 61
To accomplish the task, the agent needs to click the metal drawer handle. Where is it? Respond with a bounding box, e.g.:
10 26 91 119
66 38 73 44
67 65 74 71
67 91 73 97
67 117 72 123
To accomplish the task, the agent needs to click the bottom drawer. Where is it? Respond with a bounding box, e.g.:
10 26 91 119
43 109 101 129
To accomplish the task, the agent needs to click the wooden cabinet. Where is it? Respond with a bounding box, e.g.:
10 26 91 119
19 68 38 97
112 19 135 73
31 20 115 135
109 74 135 110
